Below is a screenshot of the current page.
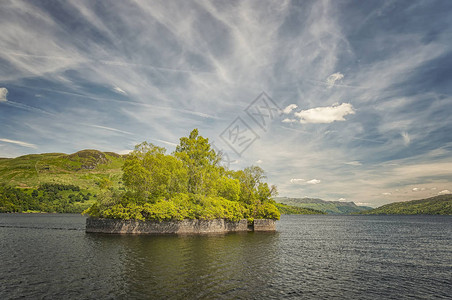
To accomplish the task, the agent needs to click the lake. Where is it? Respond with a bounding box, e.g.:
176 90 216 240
0 214 451 299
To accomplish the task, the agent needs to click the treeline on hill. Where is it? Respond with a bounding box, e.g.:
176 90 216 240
0 183 93 213
275 203 326 215
360 194 452 215
84 129 280 222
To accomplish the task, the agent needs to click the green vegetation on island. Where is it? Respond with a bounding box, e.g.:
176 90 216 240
359 194 452 215
275 197 372 214
83 129 280 222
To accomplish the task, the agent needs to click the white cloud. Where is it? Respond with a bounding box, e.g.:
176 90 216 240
0 138 36 148
438 190 451 195
401 132 411 146
382 192 392 196
326 72 344 88
338 198 346 201
283 104 298 114
282 118 297 123
294 103 355 124
289 178 320 185
255 159 263 164
290 178 305 184
306 179 321 185
0 87 8 102
113 86 127 95
345 161 362 166
412 187 419 191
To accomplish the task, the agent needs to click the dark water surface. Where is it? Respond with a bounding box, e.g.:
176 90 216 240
0 214 451 299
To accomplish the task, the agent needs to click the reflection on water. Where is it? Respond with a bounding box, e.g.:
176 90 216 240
110 233 279 299
0 214 451 299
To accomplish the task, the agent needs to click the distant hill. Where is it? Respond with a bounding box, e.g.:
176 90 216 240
275 197 372 214
360 194 452 215
0 150 126 191
275 203 326 215
0 150 126 213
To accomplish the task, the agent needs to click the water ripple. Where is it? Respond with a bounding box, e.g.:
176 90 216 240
1 214 451 299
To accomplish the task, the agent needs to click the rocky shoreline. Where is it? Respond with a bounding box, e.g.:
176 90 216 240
86 218 276 234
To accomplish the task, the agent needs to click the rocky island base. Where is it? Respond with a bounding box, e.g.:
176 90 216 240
86 218 276 234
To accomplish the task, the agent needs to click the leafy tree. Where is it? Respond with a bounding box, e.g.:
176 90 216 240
122 142 188 202
174 129 221 195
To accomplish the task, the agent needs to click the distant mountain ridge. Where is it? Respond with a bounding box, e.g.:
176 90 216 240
275 197 372 214
360 194 452 215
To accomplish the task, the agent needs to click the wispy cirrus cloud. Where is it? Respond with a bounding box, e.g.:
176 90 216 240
345 161 362 166
0 138 37 149
85 124 134 136
401 132 411 146
112 86 127 95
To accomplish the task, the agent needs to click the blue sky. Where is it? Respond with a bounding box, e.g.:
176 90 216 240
1 0 451 206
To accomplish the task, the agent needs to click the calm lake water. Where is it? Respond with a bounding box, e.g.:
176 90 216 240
0 214 451 299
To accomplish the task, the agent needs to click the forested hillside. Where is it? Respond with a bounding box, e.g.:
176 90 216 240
360 195 452 215
0 183 93 213
276 197 372 214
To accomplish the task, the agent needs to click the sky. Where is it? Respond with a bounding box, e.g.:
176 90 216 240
1 0 452 206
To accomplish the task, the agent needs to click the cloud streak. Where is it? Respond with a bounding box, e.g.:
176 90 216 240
0 138 37 149
85 124 135 136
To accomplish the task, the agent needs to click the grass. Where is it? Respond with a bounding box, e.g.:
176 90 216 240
0 150 126 194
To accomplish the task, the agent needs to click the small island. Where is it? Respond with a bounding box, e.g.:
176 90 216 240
84 129 280 234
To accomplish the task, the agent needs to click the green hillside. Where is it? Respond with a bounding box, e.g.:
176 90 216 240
360 194 452 215
0 150 126 213
0 150 125 190
276 197 372 214
275 203 326 215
